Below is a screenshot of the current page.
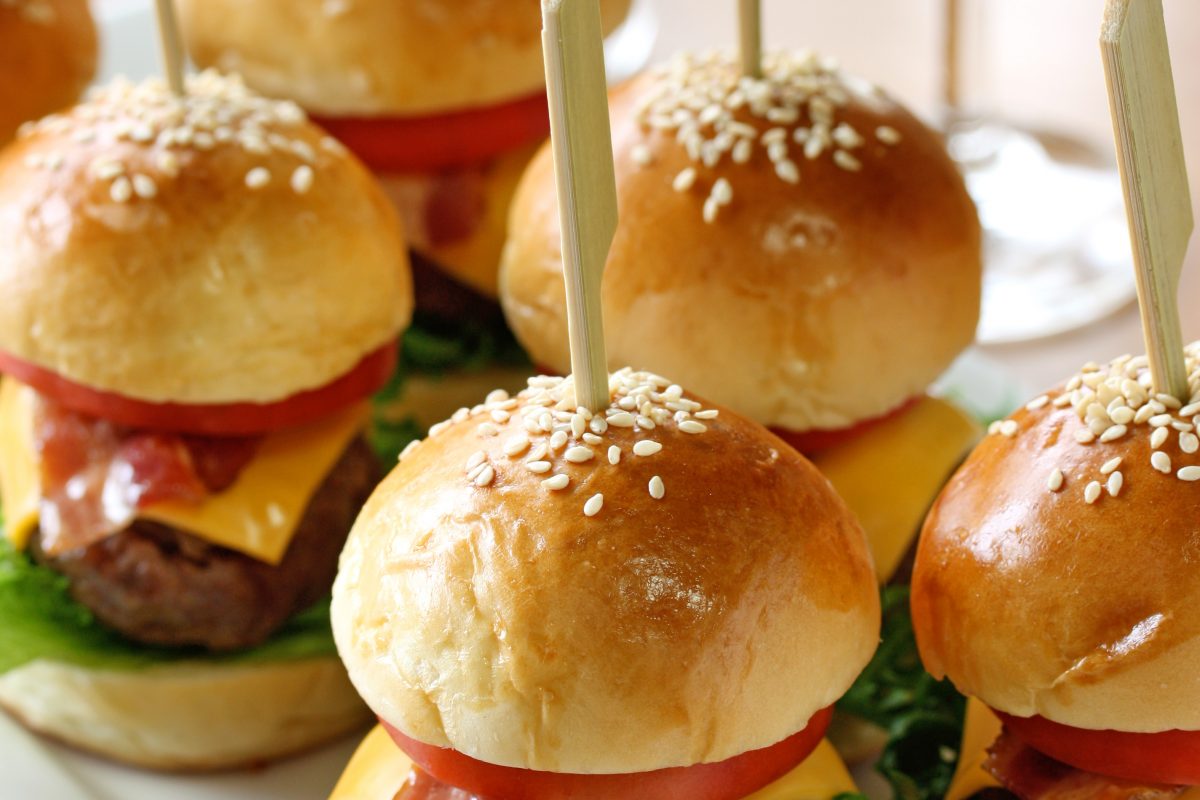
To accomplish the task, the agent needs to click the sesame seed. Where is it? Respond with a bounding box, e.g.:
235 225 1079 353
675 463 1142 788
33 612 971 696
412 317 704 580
649 475 665 499
636 415 656 430
1110 406 1135 425
711 177 733 205
1152 451 1172 473
131 173 157 198
583 493 604 517
608 445 621 465
399 440 420 461
245 167 271 189
1025 395 1050 411
1099 424 1128 443
1178 466 1200 482
1084 481 1102 504
631 143 652 166
1100 457 1122 475
1151 427 1170 449
542 474 570 491
633 440 663 456
477 422 500 437
1074 429 1096 444
775 159 800 184
1149 413 1175 427
679 420 708 434
1180 402 1200 417
673 167 698 192
526 460 552 474
1182 432 1200 454
109 176 133 202
833 150 862 171
694 409 719 420
875 125 902 145
564 446 595 463
571 414 587 438
503 436 530 457
1047 468 1064 492
702 197 720 223
473 464 495 487
465 451 487 471
291 165 314 194
589 416 608 434
549 430 569 450
999 420 1019 437
1106 471 1124 497
608 412 636 428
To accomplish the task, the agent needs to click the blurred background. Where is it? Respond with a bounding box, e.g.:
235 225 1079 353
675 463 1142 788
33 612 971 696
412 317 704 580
96 0 1200 394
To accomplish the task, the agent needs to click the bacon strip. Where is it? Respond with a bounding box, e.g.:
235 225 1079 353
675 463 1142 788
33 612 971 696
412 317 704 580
33 393 259 555
985 728 1186 800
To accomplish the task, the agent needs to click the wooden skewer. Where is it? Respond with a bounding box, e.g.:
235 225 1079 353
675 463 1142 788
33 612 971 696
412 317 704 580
153 0 186 95
739 0 763 79
1101 0 1193 401
942 0 961 112
541 0 619 413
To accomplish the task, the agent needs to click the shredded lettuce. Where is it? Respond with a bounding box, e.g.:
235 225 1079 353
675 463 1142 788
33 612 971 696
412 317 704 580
836 586 966 800
369 311 529 463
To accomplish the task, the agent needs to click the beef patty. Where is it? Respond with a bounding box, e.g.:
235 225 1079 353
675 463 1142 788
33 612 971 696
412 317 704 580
31 437 379 652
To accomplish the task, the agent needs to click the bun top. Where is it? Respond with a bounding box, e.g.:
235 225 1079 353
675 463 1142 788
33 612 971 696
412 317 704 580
0 72 412 405
333 369 880 773
178 0 633 117
913 345 1200 733
500 50 981 433
0 0 97 145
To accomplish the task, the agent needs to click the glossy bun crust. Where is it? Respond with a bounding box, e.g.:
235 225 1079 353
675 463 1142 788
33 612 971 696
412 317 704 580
913 386 1200 732
0 73 412 404
333 375 880 773
178 0 633 117
0 0 97 145
501 56 980 432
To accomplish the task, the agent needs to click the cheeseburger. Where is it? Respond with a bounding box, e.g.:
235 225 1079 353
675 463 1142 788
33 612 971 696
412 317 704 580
329 369 880 799
914 346 1200 798
500 48 983 585
177 0 632 308
0 0 96 146
0 71 411 769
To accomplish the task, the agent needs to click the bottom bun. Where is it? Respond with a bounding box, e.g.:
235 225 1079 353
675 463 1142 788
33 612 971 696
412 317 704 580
0 656 370 771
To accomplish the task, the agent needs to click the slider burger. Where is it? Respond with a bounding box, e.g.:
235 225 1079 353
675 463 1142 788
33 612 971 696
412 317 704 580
329 369 880 799
913 346 1200 798
0 71 412 769
500 49 983 585
0 0 97 145
177 0 633 309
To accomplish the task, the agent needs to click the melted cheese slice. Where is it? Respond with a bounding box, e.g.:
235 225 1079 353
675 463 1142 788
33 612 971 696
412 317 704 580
811 396 981 580
330 727 857 800
946 699 1200 800
0 378 368 565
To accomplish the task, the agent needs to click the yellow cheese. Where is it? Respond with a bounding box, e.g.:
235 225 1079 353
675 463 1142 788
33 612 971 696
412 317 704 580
945 698 1002 800
811 396 981 581
330 728 858 800
0 379 41 550
0 377 368 565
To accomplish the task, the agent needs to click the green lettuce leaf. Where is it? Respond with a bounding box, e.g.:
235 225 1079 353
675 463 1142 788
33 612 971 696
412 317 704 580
0 538 337 674
836 586 965 800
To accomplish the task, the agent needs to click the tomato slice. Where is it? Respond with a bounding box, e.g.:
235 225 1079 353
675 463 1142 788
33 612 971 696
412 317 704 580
313 92 549 173
994 709 1200 785
770 396 921 455
0 343 396 436
382 706 832 800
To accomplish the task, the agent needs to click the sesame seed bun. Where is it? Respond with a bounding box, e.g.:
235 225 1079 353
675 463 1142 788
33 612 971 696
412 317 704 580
912 347 1200 733
0 0 96 146
0 72 412 405
0 656 370 771
332 370 880 773
176 0 633 117
500 51 981 433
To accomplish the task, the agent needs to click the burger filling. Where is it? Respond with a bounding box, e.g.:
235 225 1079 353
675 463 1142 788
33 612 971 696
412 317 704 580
983 728 1187 800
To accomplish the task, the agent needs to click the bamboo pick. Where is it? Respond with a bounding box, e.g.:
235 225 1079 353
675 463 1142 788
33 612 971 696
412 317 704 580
541 0 619 412
1101 0 1193 401
153 0 186 95
739 0 763 79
